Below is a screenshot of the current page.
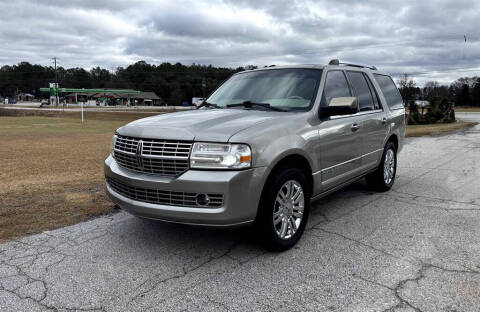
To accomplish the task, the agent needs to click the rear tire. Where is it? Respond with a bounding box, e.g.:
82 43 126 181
366 141 397 192
255 167 310 251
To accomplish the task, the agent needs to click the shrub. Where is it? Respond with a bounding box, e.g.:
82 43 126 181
408 97 456 125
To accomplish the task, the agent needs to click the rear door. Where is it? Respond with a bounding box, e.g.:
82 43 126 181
346 71 387 171
316 70 364 192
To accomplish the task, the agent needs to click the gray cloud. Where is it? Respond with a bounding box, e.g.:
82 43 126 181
1 0 479 84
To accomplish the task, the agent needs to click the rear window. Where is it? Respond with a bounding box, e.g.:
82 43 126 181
373 74 404 110
365 75 381 110
347 71 375 111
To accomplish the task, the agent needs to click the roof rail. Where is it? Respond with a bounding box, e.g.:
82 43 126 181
328 59 377 70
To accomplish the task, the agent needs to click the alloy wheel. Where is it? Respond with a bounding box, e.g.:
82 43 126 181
383 148 395 185
273 180 305 240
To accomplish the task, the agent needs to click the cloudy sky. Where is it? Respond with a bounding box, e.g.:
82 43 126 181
1 0 479 84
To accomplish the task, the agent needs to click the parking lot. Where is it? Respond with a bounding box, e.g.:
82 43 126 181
1 114 479 312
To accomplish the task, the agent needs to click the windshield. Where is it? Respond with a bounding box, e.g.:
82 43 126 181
206 68 322 111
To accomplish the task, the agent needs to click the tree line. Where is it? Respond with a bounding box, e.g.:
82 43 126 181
2 61 480 107
0 61 257 105
397 74 480 107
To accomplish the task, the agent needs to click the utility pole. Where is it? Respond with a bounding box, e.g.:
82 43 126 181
53 57 60 108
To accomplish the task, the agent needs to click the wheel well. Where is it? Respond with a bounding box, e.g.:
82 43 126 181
387 134 398 151
266 154 313 195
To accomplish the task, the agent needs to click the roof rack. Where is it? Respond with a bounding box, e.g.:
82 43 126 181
328 59 377 71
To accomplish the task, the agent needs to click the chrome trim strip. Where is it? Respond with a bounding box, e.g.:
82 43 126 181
329 109 383 120
311 167 377 201
312 156 362 176
114 148 135 155
114 149 189 160
312 148 383 176
141 154 189 160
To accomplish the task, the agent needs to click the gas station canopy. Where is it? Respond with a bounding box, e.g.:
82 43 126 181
40 87 140 95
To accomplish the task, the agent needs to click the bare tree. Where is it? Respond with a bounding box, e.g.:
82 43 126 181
397 73 417 104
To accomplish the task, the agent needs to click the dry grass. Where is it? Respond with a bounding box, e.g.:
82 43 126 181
0 110 161 242
454 106 480 112
0 107 162 121
406 121 476 137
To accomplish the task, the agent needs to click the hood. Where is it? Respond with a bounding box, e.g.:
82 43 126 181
116 109 291 142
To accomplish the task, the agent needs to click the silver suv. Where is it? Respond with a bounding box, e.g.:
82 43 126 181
105 60 405 250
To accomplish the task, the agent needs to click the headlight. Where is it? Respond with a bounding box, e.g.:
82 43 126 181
190 143 251 169
111 133 118 154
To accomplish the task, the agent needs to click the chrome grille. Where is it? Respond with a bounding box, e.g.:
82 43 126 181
142 140 192 158
107 178 224 208
114 135 138 154
113 135 192 176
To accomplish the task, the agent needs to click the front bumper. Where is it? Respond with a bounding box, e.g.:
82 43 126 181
104 155 267 227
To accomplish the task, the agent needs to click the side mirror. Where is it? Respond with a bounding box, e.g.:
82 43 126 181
320 97 358 119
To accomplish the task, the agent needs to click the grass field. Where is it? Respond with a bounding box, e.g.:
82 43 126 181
0 109 476 242
0 111 160 242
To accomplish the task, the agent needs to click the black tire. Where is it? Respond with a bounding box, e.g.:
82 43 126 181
366 141 397 192
255 167 310 251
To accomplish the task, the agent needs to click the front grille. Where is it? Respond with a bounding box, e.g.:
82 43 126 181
113 135 192 176
107 178 224 208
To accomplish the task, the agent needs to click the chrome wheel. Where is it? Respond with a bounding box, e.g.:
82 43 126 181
383 148 395 185
273 180 304 240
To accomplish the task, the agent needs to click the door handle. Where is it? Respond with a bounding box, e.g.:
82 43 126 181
351 123 360 132
381 117 387 124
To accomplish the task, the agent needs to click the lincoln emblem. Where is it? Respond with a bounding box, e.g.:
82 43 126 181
136 140 144 169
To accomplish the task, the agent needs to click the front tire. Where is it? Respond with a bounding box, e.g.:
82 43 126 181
366 141 397 192
255 167 310 251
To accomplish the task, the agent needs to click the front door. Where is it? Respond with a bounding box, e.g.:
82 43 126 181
315 70 364 193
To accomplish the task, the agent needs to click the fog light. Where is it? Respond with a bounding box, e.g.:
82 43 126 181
196 193 210 206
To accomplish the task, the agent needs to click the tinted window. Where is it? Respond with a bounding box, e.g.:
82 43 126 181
373 74 404 109
347 71 374 111
365 75 381 109
322 71 351 107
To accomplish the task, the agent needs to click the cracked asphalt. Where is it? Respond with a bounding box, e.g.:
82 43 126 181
1 113 480 312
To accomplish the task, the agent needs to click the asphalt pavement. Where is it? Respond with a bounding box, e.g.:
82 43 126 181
1 114 479 312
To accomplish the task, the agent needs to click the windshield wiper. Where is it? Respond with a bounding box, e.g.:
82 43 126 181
226 101 286 112
197 101 223 109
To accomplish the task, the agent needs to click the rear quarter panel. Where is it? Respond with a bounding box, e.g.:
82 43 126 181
387 108 406 153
